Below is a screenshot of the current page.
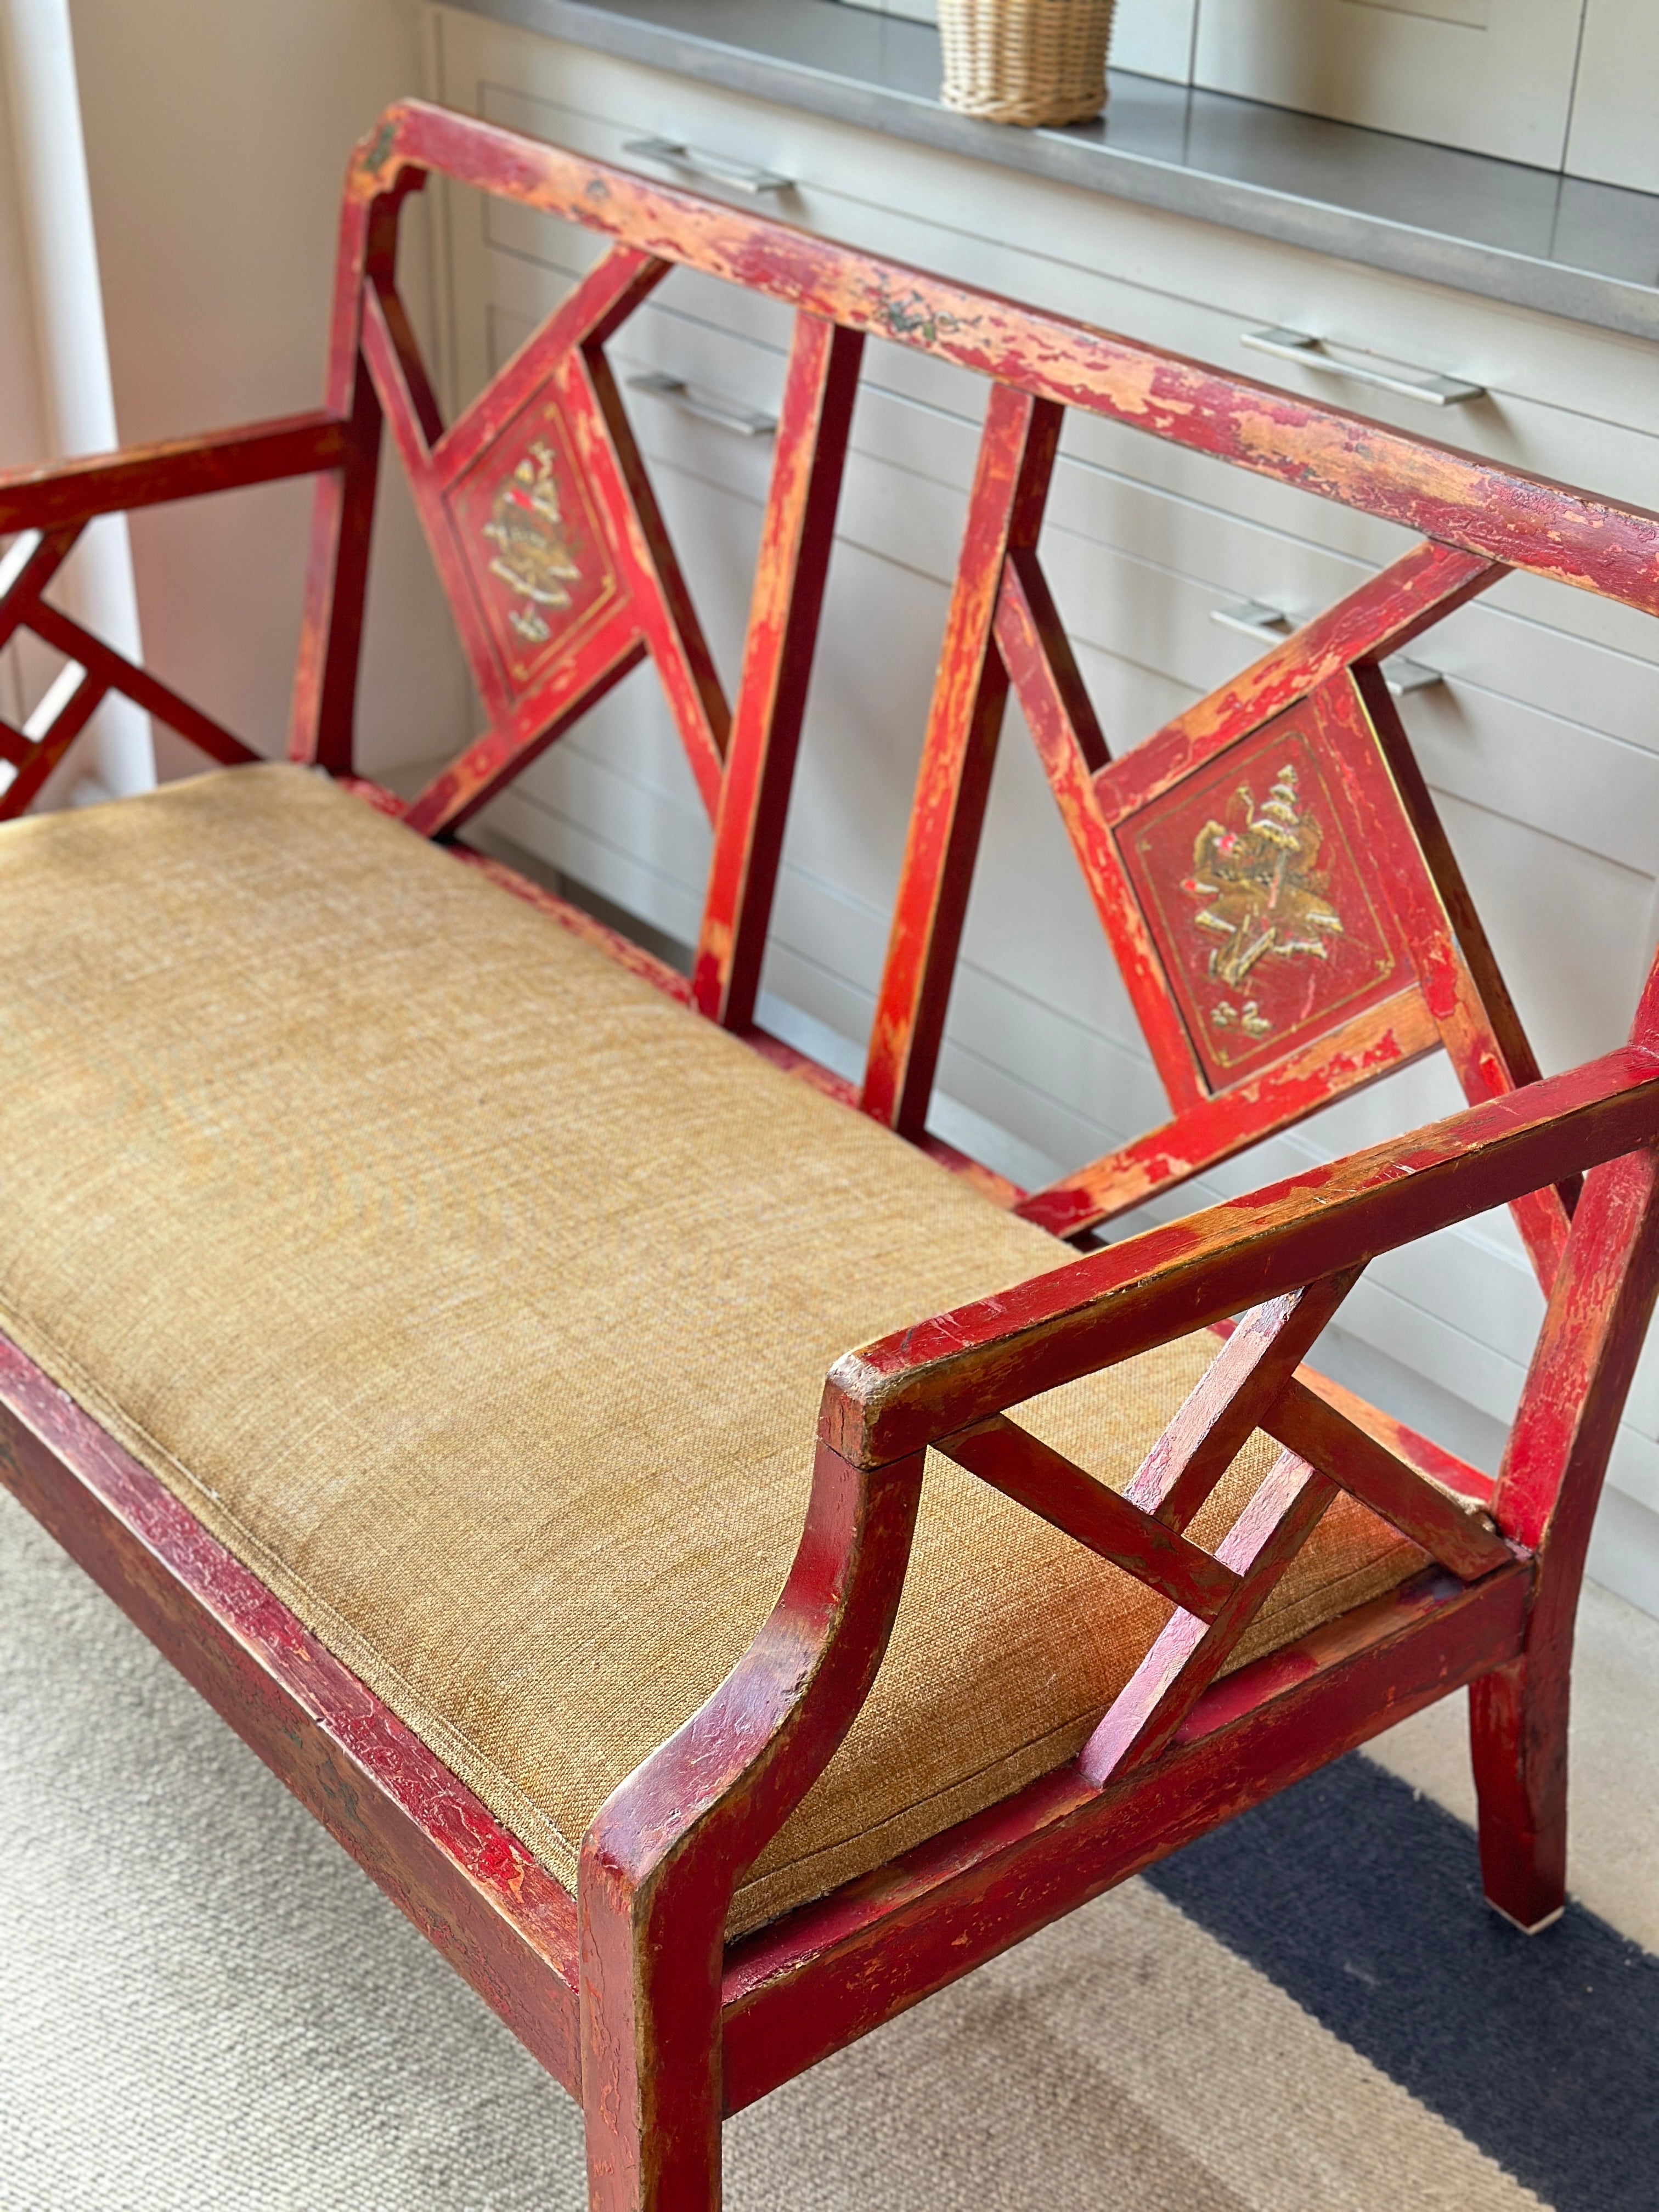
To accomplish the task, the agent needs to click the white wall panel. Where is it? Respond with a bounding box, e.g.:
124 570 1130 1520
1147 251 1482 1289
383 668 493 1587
65 0 469 776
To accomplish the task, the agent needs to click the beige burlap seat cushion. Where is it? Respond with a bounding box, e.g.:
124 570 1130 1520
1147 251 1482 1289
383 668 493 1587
0 766 1423 1933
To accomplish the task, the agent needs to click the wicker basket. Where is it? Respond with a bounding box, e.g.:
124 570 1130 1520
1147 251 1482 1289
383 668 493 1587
938 0 1113 128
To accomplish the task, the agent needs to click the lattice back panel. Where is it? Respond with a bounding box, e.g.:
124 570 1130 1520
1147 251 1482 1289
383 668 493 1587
290 103 1659 1289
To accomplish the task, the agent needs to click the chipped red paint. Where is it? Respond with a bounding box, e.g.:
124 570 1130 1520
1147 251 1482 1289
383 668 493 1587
346 105 1659 610
0 511 262 813
0 412 348 535
1099 541 1500 816
860 386 1062 1135
5 100 1659 2210
693 315 864 1031
825 1047 1659 1469
335 772 408 819
1119 714 1408 1088
1017 992 1437 1237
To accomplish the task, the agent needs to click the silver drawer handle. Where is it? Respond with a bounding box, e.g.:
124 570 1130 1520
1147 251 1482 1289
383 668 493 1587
626 370 777 439
622 136 791 196
1211 600 1442 698
1241 326 1484 408
1211 599 1292 645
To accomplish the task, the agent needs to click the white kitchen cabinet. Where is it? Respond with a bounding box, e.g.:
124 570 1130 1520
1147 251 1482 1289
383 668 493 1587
842 0 1653 188
1108 0 1199 81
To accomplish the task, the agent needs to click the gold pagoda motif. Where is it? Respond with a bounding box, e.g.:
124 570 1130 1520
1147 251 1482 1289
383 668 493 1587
1181 763 1345 1030
482 441 582 645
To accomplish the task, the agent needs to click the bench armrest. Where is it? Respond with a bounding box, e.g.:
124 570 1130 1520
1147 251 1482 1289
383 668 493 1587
0 413 352 806
578 1042 1659 2154
821 1045 1659 1471
0 411 348 534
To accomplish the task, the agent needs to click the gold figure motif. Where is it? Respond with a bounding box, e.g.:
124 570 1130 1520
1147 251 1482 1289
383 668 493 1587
1211 997 1273 1037
482 441 580 645
1181 763 1344 1035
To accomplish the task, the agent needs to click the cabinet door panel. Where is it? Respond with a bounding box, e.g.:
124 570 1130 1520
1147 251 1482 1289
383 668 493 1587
1194 0 1586 170
1565 0 1659 192
1110 0 1199 80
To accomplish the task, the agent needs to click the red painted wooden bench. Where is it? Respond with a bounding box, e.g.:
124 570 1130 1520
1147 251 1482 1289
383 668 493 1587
4 103 1659 2209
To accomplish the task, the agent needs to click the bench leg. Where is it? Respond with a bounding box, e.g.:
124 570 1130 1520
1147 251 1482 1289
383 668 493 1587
575 1448 925 2205
1469 1651 1568 1933
580 1876 724 2209
580 2072 721 2212
579 2047 723 2212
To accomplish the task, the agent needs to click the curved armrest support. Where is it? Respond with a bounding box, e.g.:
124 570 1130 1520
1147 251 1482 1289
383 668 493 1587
577 1442 924 2200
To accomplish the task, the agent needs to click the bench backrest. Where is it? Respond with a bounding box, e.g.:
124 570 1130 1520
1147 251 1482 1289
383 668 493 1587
19 103 1659 1286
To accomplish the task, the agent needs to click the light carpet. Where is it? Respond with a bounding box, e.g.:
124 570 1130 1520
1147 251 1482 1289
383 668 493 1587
2 1486 1654 2210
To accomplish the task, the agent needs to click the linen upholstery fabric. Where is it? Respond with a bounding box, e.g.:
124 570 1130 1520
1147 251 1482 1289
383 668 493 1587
0 767 1423 1933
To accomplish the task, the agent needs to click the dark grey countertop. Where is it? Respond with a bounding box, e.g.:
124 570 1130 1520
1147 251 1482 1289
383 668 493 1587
450 0 1659 342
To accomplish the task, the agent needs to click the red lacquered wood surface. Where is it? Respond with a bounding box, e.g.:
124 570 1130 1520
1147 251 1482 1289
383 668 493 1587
1469 963 1659 1928
268 103 1594 1284
351 104 1659 611
1267 1380 1511 1582
860 386 1062 1136
940 1414 1242 1617
0 511 258 817
825 1046 1659 1470
990 538 1566 1263
693 315 862 1031
1126 1274 1359 1530
0 412 347 533
297 113 1655 1278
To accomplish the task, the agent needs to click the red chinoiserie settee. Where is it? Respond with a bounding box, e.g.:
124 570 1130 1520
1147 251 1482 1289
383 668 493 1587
3 104 1657 2209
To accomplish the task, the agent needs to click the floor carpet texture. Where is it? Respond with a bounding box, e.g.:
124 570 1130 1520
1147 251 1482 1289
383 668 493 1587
2 1486 1653 2210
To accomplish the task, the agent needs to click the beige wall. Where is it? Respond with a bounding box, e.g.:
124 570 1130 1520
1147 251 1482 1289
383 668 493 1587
0 93 44 466
0 44 48 735
59 0 469 776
